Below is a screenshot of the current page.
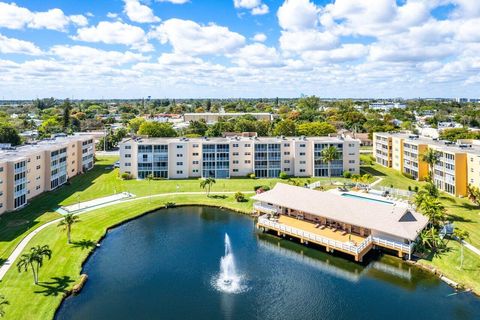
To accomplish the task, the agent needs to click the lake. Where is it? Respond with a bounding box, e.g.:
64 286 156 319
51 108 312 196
56 206 480 320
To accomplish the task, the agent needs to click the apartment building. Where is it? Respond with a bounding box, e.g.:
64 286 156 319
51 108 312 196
0 134 95 215
119 135 360 180
373 132 477 197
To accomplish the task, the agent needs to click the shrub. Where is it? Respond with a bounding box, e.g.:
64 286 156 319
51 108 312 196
402 172 414 180
414 186 419 193
254 185 270 192
234 192 246 202
121 173 133 180
165 202 176 208
279 171 289 179
247 173 256 179
343 171 352 179
408 186 412 191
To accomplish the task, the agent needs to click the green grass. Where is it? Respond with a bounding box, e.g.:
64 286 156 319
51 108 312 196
0 194 254 320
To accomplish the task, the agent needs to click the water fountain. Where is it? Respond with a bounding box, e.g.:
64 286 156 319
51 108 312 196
213 233 246 294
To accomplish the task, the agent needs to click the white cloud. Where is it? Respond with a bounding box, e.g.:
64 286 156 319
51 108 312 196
230 43 283 68
252 33 267 42
0 33 42 55
123 0 160 23
73 21 153 52
279 29 338 53
107 12 119 19
50 45 149 66
156 0 190 4
234 0 269 15
277 0 319 31
0 2 87 31
149 18 245 55
157 53 203 65
301 44 369 64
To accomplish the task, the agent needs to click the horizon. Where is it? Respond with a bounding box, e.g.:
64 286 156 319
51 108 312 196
1 0 480 99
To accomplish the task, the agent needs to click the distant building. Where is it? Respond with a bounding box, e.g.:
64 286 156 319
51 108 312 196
183 112 274 124
369 103 407 111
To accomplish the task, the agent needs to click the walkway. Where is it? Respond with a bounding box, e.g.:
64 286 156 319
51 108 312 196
0 191 254 280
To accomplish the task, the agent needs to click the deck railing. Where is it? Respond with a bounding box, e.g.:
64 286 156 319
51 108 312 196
253 203 279 214
372 236 413 253
258 215 373 255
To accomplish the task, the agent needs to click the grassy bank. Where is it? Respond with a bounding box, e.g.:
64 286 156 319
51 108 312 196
0 194 253 319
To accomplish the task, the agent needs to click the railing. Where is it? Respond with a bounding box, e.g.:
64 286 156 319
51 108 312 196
372 237 413 253
254 203 279 214
258 215 373 255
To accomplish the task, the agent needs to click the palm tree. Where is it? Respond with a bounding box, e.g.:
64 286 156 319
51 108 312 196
0 295 9 318
418 227 443 252
421 148 440 181
17 245 52 285
453 228 469 269
420 196 446 227
321 146 339 184
57 213 81 244
200 177 216 197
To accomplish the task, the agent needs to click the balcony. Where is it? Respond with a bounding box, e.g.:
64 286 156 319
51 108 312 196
254 203 279 214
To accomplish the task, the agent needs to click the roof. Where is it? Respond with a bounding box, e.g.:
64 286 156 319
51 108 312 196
252 183 429 241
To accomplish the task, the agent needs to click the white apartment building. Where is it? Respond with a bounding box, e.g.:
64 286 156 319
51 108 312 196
119 135 360 179
0 134 95 215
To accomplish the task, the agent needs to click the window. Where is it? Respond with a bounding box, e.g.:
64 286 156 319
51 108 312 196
284 160 290 163
177 154 183 157
193 169 199 173
36 185 41 190
284 168 290 172
36 155 41 160
125 154 131 158
245 144 251 147
0 203 2 208
125 163 131 167
176 162 183 166
176 170 183 174
300 161 306 164
0 167 3 172
349 143 355 147
193 153 199 156
284 152 290 155
233 160 239 164
125 146 131 150
349 168 354 172
193 161 199 165
245 152 251 156
284 143 290 147
193 144 199 148
300 144 306 147
233 152 239 156
0 191 2 196
233 144 239 148
177 145 183 149
36 165 41 170
349 160 355 164
233 169 239 172
300 152 305 156
245 160 251 164
300 169 305 173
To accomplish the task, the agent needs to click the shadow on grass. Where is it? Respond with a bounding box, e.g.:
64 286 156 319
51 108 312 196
34 276 74 296
360 166 386 177
72 239 97 250
0 161 115 244
448 214 474 223
208 195 228 199
457 202 480 211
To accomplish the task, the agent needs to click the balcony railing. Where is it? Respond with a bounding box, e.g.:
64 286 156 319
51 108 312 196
258 215 373 255
254 203 279 214
372 236 413 254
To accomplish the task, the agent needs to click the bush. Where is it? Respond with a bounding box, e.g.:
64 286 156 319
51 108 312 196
402 172 414 180
414 186 419 192
343 171 352 179
121 173 133 180
408 186 412 191
247 173 256 179
164 202 176 208
254 185 270 192
279 171 289 179
234 192 246 202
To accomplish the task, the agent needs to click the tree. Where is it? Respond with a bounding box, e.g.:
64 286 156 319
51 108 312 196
421 148 440 180
62 99 72 130
419 196 446 227
17 245 52 285
467 184 480 206
234 192 246 202
0 295 9 318
273 119 296 136
453 228 469 269
57 213 81 244
138 122 177 137
128 117 146 134
187 120 208 136
418 227 443 252
297 122 336 136
200 178 216 197
321 146 339 184
0 124 21 146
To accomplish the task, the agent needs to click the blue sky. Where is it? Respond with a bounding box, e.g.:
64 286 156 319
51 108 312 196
0 0 479 99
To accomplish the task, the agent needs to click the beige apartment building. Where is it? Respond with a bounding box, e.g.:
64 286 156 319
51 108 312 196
183 113 274 124
119 135 360 180
0 134 95 215
373 132 479 197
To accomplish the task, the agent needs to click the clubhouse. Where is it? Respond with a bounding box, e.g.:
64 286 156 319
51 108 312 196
253 183 429 261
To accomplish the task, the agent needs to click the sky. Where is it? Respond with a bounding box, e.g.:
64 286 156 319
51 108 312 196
0 0 479 99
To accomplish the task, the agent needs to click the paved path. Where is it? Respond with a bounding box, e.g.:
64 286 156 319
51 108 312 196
369 177 384 188
0 191 254 281
462 240 480 256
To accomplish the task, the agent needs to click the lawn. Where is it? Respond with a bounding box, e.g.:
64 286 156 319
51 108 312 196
0 155 347 262
0 194 255 320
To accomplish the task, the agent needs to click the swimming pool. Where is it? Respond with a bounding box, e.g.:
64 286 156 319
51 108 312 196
341 193 394 205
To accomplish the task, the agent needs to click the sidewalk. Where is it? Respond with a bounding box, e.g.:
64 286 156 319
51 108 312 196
0 190 254 280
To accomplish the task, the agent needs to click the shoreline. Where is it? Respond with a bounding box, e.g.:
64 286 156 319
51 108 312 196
53 203 478 319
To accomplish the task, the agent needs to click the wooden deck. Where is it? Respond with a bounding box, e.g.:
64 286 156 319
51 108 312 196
278 215 365 245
